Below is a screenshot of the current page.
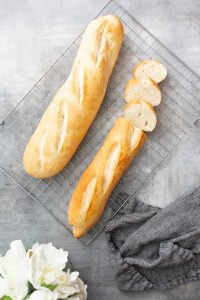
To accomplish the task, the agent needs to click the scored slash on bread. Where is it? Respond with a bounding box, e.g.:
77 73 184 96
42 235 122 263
124 76 161 106
133 59 167 83
124 99 157 132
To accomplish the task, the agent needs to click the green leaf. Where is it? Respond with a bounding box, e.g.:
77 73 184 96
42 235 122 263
22 282 35 300
41 283 58 291
27 281 35 293
0 296 13 300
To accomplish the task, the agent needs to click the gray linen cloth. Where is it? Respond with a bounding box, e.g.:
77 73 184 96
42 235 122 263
105 188 200 291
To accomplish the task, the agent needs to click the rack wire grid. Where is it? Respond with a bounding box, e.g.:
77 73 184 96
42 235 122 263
0 0 200 245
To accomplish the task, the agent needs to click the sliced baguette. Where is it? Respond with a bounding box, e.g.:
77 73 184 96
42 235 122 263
124 99 157 132
68 117 146 238
133 60 167 83
124 76 161 106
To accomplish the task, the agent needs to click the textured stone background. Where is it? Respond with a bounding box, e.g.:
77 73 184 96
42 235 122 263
0 1 200 299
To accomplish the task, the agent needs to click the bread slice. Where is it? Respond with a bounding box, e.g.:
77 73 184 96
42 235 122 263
124 99 157 132
133 60 167 83
124 77 161 106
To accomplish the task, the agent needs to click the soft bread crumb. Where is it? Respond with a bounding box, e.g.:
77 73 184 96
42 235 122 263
133 60 167 83
124 99 157 132
124 77 161 106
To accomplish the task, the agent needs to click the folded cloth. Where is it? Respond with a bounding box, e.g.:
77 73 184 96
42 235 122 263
105 188 200 291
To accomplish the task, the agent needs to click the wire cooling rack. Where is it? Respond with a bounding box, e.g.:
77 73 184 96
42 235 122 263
0 0 200 245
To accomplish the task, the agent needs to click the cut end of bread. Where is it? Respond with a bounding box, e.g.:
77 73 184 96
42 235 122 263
124 99 157 132
133 60 167 83
124 77 161 106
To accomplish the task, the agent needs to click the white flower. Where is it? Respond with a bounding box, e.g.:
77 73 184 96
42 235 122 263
27 242 68 290
29 290 58 300
0 240 29 300
69 277 87 300
0 277 9 298
0 241 87 300
55 270 87 300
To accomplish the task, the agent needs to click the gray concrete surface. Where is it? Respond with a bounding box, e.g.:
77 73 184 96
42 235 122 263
0 0 200 299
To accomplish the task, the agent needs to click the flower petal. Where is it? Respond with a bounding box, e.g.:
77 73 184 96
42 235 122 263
0 240 29 300
29 290 58 300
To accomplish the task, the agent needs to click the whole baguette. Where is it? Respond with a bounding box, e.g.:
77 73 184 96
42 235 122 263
68 117 147 238
23 15 123 178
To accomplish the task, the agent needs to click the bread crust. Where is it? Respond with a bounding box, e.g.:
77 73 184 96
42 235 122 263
23 15 124 178
68 117 147 238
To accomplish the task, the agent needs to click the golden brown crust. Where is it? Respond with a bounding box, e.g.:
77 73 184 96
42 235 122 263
68 117 147 238
23 15 124 178
124 77 138 96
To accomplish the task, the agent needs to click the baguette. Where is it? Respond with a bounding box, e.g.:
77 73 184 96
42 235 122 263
124 99 157 132
23 15 123 178
133 59 167 83
124 76 161 106
68 117 147 238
